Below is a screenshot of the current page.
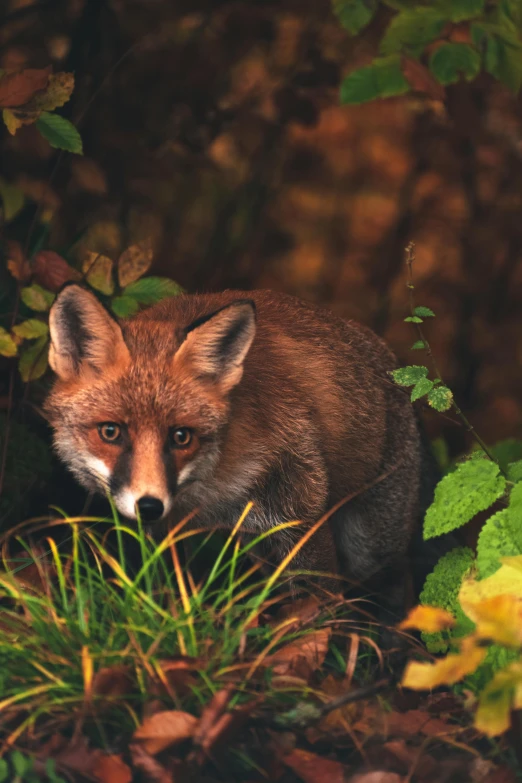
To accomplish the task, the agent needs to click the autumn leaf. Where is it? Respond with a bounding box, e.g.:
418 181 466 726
12 319 49 339
92 665 134 701
402 637 487 690
401 56 445 101
23 72 74 113
18 335 49 381
34 250 81 291
282 748 347 783
117 237 154 288
399 605 456 634
475 662 522 737
0 67 51 108
133 710 198 755
459 558 522 645
6 240 31 282
92 754 132 783
267 627 332 679
0 327 17 358
82 252 114 295
21 283 55 311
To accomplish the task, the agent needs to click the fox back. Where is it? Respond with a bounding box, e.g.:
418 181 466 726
45 286 433 607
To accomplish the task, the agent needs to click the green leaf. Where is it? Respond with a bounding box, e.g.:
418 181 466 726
35 111 83 154
391 365 428 387
477 482 522 578
11 750 30 776
332 0 378 36
411 340 426 350
420 547 476 653
501 0 522 30
111 295 141 318
427 384 453 411
0 176 24 222
472 23 522 92
18 335 49 382
414 305 435 317
429 43 481 85
122 276 184 305
12 318 49 339
508 459 522 483
488 438 522 470
340 55 410 104
380 8 446 57
411 377 434 402
0 327 17 358
404 315 423 323
0 759 8 782
438 0 485 23
424 458 507 539
21 284 55 312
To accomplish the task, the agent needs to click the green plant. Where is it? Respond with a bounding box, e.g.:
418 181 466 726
333 0 522 104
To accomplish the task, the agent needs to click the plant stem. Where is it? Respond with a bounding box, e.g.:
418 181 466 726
405 242 504 473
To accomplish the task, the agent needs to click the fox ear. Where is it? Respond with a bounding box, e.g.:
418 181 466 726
49 285 130 380
175 300 256 392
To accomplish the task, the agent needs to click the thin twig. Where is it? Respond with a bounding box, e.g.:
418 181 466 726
405 242 504 474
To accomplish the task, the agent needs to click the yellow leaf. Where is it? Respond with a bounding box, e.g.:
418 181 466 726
2 108 20 135
24 72 74 112
402 637 487 690
117 237 154 288
82 252 114 295
475 662 522 736
459 561 522 645
399 605 456 633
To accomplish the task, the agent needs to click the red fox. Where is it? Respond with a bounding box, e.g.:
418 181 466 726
45 285 437 614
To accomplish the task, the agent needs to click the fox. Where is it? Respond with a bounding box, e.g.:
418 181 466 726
44 284 438 617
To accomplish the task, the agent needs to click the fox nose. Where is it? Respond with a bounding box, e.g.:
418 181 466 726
136 496 165 522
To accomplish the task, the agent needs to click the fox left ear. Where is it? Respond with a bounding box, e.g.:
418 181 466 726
49 285 130 380
175 300 256 392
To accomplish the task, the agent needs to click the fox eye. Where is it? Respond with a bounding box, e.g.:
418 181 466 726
169 427 193 449
98 422 122 443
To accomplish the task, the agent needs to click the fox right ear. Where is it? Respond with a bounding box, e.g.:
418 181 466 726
49 285 130 380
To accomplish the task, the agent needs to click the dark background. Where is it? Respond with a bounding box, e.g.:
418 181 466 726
2 0 522 502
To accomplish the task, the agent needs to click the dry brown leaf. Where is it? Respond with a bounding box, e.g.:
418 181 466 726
34 250 81 291
133 710 198 755
71 158 108 195
129 743 173 783
193 686 234 748
93 754 132 783
349 773 403 783
6 240 31 282
282 748 347 783
401 56 445 102
118 237 154 288
268 627 331 679
0 67 51 108
92 665 134 700
385 709 454 738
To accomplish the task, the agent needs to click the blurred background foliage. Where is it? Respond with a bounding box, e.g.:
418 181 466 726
1 0 522 520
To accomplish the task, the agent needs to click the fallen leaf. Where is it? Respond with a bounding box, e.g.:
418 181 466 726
0 67 51 108
402 637 487 690
349 773 403 783
399 605 455 633
133 710 198 755
93 665 134 700
268 627 332 679
193 687 234 749
385 709 454 737
282 748 347 783
82 252 114 295
93 754 132 783
118 237 154 288
129 744 173 783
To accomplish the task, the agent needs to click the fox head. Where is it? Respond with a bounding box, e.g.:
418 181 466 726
44 285 256 523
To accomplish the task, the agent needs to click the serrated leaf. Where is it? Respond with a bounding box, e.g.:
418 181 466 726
380 8 446 57
508 459 522 482
18 336 49 381
0 177 24 222
427 385 453 411
0 327 17 357
477 482 522 578
111 295 141 318
36 112 83 154
123 276 183 305
414 305 435 317
424 458 506 539
82 252 114 295
340 55 410 104
21 284 55 312
117 237 154 288
22 72 74 113
391 365 428 387
12 319 49 339
411 377 433 401
404 315 423 323
411 340 426 350
332 0 378 36
429 43 481 85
